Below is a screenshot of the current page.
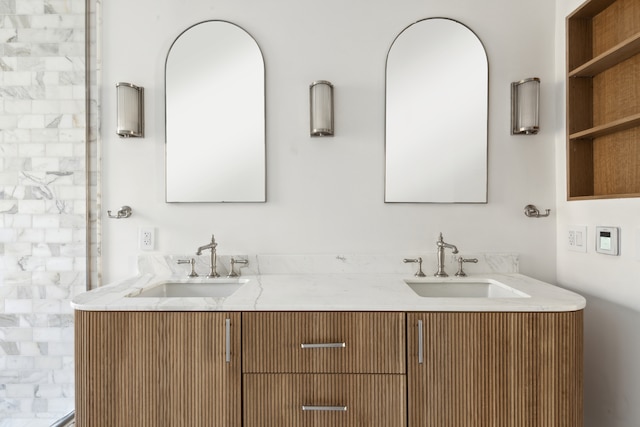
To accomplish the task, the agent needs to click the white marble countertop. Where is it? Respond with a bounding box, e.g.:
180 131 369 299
71 271 585 313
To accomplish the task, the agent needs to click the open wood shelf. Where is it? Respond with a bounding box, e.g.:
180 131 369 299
569 0 616 17
569 32 640 77
569 113 640 139
566 0 640 200
568 192 640 200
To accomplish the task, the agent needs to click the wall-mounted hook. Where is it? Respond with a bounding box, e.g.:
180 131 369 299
107 205 132 219
524 204 550 218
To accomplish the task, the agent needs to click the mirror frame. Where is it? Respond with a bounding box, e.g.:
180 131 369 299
164 20 266 203
384 17 489 204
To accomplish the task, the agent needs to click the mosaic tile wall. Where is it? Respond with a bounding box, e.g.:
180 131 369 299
0 0 91 424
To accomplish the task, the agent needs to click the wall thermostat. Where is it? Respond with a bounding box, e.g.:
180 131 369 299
595 226 619 256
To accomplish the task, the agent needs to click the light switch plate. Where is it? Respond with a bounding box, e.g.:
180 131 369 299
635 229 640 261
568 225 587 253
595 226 619 256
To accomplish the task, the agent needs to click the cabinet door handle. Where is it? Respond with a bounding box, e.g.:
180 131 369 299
302 405 348 412
418 319 424 364
225 318 231 363
300 342 346 349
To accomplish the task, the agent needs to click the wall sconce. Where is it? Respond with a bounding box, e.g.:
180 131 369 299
511 77 540 135
310 80 334 136
116 82 144 138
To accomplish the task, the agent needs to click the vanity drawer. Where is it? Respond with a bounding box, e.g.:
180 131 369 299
243 373 406 427
242 312 405 373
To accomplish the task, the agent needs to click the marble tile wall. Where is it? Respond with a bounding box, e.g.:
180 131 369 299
0 0 90 424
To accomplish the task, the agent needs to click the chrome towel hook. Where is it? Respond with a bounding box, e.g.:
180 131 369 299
524 204 550 218
107 205 132 219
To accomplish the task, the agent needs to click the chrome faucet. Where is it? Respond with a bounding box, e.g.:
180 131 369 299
196 235 219 278
177 258 198 277
455 256 478 277
435 232 458 277
227 257 248 278
403 257 426 277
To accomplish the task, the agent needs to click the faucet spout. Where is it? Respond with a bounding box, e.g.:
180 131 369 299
443 242 458 254
196 235 219 278
435 232 458 277
196 235 217 255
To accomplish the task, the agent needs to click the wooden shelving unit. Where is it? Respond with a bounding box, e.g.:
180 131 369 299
566 0 640 200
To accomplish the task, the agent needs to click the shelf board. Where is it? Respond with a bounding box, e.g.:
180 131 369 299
568 0 616 19
569 113 640 140
569 32 640 77
568 192 640 201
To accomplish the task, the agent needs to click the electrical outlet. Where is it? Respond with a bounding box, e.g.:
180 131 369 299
139 227 155 251
568 225 587 253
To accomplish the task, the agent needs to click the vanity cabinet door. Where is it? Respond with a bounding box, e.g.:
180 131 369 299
75 311 241 427
242 311 405 373
407 312 584 427
243 373 406 427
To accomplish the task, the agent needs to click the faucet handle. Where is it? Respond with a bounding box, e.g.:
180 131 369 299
228 257 248 278
455 257 478 277
403 257 426 277
177 258 198 277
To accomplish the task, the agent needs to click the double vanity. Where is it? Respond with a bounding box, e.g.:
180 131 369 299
73 252 585 426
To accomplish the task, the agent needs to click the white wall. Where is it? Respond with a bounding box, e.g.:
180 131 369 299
555 1 640 426
99 1 640 425
101 0 558 284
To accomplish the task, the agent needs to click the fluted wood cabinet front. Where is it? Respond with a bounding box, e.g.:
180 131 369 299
75 309 583 426
242 311 405 373
243 312 406 426
244 373 406 426
407 311 584 427
74 311 241 427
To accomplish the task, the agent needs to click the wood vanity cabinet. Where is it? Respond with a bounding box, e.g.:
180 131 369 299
75 310 583 426
407 311 584 427
74 311 241 427
241 312 407 426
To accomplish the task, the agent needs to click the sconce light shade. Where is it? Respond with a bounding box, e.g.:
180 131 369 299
116 82 144 138
511 77 540 135
310 80 334 136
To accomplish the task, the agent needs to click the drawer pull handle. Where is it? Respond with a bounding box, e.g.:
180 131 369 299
225 318 231 363
302 405 347 412
300 342 346 349
418 319 424 364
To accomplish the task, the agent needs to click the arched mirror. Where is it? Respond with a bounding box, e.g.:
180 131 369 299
165 21 265 202
385 18 488 203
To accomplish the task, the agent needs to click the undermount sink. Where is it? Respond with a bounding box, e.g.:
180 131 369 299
405 278 529 298
129 278 249 298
